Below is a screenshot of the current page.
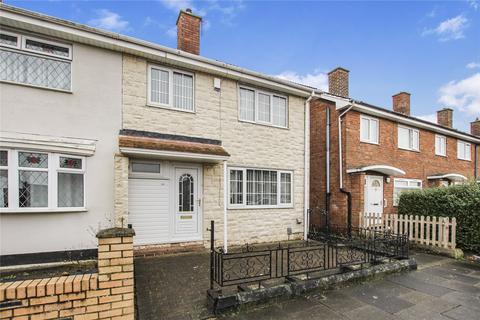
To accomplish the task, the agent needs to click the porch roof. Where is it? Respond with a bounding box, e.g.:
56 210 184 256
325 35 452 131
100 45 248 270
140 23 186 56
346 165 406 176
118 129 230 163
427 173 468 182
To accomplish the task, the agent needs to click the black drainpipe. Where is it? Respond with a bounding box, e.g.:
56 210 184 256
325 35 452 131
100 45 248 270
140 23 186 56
325 107 331 229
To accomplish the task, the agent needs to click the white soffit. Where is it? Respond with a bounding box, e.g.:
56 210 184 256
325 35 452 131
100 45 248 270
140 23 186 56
119 147 229 163
0 131 97 156
347 165 406 176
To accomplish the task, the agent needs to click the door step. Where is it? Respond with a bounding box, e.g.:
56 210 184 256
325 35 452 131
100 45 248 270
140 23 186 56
134 242 205 257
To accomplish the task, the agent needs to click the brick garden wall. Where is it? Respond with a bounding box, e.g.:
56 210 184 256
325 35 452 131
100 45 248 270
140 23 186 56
0 228 135 320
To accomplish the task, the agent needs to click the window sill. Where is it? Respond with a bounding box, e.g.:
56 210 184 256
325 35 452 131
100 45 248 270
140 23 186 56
0 80 72 94
146 103 196 114
238 119 289 130
457 158 471 162
0 208 88 214
435 154 447 157
360 140 379 145
398 147 420 153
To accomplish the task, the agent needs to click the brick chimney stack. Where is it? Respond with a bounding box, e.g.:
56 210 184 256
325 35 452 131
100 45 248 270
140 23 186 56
328 67 349 98
176 8 202 55
437 108 453 128
392 92 411 116
471 118 480 136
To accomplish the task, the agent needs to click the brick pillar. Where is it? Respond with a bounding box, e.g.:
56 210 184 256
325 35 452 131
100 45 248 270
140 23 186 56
437 108 453 128
176 9 202 55
96 227 135 319
328 67 349 97
392 92 411 116
471 118 480 136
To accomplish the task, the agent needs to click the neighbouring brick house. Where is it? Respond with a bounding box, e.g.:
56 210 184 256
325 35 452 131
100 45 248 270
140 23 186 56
1 4 314 262
310 68 480 228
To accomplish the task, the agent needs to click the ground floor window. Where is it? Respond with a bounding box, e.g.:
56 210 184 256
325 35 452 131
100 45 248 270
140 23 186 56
228 167 293 208
393 178 422 206
0 149 85 211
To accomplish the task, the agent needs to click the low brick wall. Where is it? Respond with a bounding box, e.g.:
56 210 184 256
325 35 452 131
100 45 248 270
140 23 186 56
0 228 135 320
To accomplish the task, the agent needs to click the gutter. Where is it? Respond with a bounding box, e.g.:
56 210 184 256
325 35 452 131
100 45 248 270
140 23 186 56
304 91 315 239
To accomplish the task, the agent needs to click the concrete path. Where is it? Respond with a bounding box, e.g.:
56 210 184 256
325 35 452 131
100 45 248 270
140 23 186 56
134 251 480 320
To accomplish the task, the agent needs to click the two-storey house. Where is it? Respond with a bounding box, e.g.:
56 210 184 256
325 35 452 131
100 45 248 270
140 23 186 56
310 68 480 229
1 4 314 262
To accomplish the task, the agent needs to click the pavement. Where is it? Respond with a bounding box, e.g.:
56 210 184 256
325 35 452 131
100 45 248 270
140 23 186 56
134 251 480 320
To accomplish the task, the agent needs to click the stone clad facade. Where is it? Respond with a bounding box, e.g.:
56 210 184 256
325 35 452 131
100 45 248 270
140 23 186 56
118 54 307 246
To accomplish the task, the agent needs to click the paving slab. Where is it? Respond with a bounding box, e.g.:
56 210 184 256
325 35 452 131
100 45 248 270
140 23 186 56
439 291 480 312
344 305 402 320
308 290 364 313
388 273 454 297
423 266 480 285
394 298 459 320
442 305 479 320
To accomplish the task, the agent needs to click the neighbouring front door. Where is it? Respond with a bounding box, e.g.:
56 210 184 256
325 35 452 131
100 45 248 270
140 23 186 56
174 167 200 240
364 175 384 219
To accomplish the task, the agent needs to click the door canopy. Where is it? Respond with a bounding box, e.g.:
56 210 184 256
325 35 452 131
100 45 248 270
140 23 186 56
347 165 406 176
427 173 468 182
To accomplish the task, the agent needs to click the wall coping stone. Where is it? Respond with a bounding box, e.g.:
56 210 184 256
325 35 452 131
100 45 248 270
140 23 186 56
96 228 135 239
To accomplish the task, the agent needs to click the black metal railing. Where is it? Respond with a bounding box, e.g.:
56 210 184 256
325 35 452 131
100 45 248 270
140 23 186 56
209 221 409 289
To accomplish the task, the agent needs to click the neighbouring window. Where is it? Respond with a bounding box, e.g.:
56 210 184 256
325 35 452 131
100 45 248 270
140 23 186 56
0 150 8 208
457 140 471 161
238 87 288 128
0 150 85 211
393 178 422 206
398 126 419 151
0 32 72 91
435 135 446 156
360 115 379 144
148 65 194 112
228 167 293 208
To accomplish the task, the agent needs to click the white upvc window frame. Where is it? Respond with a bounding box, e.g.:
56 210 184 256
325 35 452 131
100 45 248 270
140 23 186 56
435 134 447 157
21 35 72 60
147 64 195 113
238 85 289 129
457 140 471 161
393 178 422 206
398 125 420 151
0 30 21 49
227 166 294 209
0 149 86 213
360 115 379 144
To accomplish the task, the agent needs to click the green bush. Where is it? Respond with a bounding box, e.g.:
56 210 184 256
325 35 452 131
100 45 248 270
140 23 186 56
397 182 480 253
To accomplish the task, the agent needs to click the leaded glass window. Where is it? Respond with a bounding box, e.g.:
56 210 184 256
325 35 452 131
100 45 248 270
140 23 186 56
179 174 194 212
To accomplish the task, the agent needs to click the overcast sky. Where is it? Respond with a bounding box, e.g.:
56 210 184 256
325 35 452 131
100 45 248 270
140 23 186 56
8 0 480 132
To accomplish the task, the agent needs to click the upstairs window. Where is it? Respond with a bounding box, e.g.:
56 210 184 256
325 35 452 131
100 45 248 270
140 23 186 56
457 141 471 161
0 31 72 91
148 65 194 112
360 115 379 144
398 126 419 151
239 86 288 128
435 135 446 157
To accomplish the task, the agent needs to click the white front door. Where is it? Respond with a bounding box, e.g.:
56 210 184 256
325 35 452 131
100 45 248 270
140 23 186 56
364 175 384 216
173 167 201 240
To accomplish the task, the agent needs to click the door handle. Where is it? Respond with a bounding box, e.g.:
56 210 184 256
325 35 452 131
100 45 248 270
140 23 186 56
197 198 202 207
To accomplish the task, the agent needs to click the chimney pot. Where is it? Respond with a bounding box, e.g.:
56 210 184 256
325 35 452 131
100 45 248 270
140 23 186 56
437 108 453 128
471 117 480 136
328 67 349 97
392 92 411 116
176 9 202 55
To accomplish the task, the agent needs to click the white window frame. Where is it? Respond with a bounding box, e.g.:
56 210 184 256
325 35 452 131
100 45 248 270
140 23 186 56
360 115 379 144
457 140 471 161
0 30 21 49
435 135 447 157
393 178 422 206
398 125 420 151
238 85 289 128
22 35 72 60
147 64 195 113
227 166 294 209
0 149 86 213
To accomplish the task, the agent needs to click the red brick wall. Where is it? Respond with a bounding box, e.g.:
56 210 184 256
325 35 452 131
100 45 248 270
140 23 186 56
177 11 201 55
310 99 479 229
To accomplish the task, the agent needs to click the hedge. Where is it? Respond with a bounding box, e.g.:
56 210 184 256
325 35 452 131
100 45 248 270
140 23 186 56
397 182 480 253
